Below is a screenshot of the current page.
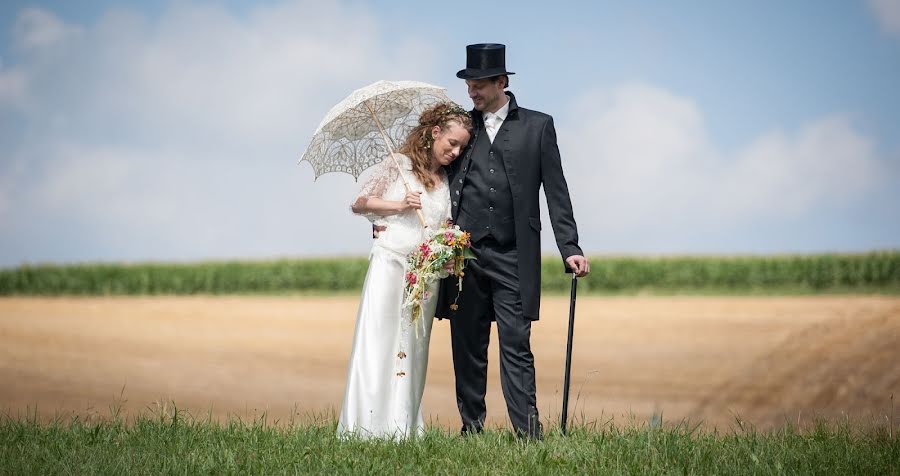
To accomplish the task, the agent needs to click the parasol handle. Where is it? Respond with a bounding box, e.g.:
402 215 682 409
364 101 427 228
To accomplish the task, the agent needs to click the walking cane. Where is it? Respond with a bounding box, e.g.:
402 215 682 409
561 272 578 435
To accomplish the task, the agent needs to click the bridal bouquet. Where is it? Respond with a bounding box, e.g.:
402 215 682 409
403 220 476 331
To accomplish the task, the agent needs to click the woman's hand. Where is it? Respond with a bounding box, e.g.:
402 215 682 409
401 191 422 211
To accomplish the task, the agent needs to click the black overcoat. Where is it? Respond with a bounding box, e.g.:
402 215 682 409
436 92 582 320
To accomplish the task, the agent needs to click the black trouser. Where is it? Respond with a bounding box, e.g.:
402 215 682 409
450 238 541 438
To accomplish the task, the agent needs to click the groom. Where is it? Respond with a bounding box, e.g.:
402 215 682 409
436 43 589 439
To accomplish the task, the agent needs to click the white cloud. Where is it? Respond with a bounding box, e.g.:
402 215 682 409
868 0 900 36
0 3 893 264
0 2 441 264
724 117 877 216
0 176 9 219
0 56 27 106
559 85 715 231
557 84 883 252
12 7 84 50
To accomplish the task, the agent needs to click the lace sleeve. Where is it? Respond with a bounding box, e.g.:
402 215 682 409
350 154 406 223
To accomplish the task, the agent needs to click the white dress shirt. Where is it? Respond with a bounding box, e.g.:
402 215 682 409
483 99 510 143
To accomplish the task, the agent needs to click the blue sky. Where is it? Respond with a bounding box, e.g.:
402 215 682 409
1 0 899 266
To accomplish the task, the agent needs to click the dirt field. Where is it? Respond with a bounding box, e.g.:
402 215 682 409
2 296 898 431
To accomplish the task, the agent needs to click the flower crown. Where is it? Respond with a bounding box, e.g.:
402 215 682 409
440 103 471 119
420 102 470 126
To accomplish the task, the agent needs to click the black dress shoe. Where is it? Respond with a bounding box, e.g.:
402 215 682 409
515 423 543 441
460 422 484 436
515 408 543 440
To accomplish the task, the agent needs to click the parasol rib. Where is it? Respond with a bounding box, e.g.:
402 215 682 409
363 100 427 228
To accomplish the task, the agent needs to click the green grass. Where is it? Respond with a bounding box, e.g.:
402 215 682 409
1 252 898 296
1 411 897 475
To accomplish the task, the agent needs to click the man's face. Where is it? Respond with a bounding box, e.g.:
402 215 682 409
465 78 506 113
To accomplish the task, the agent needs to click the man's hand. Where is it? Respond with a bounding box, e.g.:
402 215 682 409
442 260 456 275
372 225 386 238
565 255 590 278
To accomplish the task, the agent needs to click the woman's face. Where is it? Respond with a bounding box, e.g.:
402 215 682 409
431 121 470 167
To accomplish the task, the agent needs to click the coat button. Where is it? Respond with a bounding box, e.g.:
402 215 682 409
459 179 463 183
455 190 460 195
489 169 495 173
453 201 457 207
489 206 494 211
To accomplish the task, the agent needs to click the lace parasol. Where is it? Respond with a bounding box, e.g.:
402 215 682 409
298 80 453 180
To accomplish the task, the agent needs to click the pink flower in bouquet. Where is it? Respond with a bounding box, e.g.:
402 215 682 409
403 221 477 335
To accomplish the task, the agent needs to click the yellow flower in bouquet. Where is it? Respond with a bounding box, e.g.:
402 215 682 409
403 220 476 333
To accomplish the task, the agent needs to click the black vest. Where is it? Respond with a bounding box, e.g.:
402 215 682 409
456 124 515 245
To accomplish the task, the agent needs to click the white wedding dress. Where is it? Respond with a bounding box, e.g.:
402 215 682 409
336 153 450 440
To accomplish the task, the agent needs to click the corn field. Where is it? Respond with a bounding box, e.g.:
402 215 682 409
1 252 897 295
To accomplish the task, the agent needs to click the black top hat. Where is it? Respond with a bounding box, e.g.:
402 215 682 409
456 43 516 80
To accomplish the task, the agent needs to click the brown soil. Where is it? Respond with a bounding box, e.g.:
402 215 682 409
1 296 898 431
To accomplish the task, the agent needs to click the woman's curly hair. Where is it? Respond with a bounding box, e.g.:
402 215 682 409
398 102 473 189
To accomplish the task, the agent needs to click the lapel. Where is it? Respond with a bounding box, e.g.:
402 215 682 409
452 92 522 219
453 110 483 185
497 92 521 204
451 114 480 220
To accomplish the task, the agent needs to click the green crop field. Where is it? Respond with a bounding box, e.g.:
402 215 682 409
1 252 898 295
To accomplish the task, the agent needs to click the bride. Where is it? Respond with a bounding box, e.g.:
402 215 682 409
337 103 473 439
